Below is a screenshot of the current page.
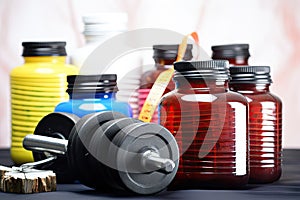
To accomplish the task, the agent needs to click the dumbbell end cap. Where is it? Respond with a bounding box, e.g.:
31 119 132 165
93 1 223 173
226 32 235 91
113 123 179 195
162 159 175 173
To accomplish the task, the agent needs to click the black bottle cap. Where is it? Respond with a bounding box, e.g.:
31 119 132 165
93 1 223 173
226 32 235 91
229 66 272 84
153 44 193 61
211 44 250 59
173 60 229 81
67 74 118 95
22 42 67 56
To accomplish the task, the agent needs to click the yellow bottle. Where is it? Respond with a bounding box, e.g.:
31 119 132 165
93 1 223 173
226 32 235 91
10 42 78 164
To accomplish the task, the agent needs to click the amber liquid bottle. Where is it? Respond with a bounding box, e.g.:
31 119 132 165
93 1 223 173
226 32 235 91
211 44 250 66
229 66 282 183
159 60 249 189
139 44 192 123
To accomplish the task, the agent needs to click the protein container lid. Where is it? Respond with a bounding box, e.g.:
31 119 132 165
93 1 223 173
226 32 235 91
173 60 229 81
229 66 272 84
67 74 118 94
82 12 128 36
211 44 250 59
22 42 67 56
153 44 193 61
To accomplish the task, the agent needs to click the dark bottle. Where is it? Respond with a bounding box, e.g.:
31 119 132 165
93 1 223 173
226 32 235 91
229 66 282 183
159 60 249 188
211 44 250 66
138 44 193 123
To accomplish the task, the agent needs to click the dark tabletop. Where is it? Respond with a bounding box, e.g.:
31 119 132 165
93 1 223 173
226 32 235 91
0 148 299 200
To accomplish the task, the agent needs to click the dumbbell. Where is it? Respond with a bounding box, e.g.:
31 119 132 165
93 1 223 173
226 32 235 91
28 112 80 182
23 111 179 195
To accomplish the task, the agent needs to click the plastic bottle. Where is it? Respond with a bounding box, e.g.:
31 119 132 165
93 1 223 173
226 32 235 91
71 13 141 118
55 74 132 117
139 44 193 123
159 60 249 188
229 66 282 183
10 41 78 164
71 12 128 68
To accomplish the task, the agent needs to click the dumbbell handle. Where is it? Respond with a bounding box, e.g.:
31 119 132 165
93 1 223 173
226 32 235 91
23 135 175 173
141 150 175 173
23 134 68 155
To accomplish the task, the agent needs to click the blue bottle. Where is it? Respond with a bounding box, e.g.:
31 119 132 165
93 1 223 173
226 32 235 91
55 74 132 117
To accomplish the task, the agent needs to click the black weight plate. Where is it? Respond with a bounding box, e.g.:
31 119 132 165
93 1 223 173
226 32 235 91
107 122 145 193
68 111 126 188
102 118 141 141
33 112 79 183
110 123 180 195
67 114 88 182
89 118 140 191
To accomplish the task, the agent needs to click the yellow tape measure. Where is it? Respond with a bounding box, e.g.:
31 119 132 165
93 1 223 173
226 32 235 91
138 32 199 122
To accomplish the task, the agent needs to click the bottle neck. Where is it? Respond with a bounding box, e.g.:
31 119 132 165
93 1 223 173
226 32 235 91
174 78 228 93
229 83 270 94
227 57 249 66
24 56 66 64
84 35 106 44
69 92 116 100
84 32 123 44
154 59 176 69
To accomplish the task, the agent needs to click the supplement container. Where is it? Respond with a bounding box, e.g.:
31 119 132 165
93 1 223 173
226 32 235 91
71 13 141 118
10 41 78 164
159 60 249 188
229 66 282 183
71 12 128 68
139 44 193 123
55 74 132 117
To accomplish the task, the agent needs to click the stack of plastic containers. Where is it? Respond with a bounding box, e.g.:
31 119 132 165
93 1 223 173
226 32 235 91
10 42 78 164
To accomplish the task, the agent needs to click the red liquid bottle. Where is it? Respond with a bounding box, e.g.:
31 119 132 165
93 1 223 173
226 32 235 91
229 66 282 183
159 60 249 189
211 44 250 66
138 44 193 123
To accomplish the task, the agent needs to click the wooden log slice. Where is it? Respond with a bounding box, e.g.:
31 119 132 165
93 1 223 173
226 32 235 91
0 166 56 194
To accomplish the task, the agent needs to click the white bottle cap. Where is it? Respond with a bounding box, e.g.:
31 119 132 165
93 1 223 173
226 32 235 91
83 12 128 24
82 12 128 36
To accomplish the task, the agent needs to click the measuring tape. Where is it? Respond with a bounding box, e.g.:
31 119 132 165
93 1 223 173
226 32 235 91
138 32 199 122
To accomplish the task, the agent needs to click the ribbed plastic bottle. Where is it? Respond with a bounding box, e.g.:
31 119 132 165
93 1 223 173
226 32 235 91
71 13 141 118
55 74 132 117
159 60 249 188
229 66 282 183
211 44 250 66
139 44 193 123
71 12 128 68
10 42 78 164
